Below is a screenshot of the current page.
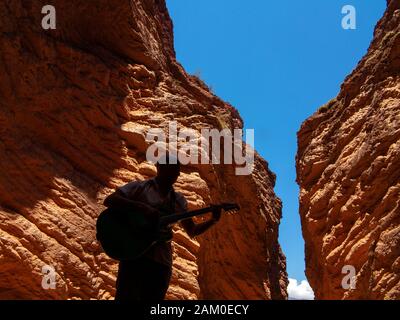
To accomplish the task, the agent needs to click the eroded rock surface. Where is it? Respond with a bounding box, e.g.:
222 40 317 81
296 0 400 300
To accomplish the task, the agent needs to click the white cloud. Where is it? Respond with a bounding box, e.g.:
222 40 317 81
287 278 315 300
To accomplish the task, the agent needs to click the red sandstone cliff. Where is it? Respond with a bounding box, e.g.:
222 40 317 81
0 0 287 299
296 0 400 299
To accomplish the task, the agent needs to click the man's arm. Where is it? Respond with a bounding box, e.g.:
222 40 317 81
180 207 221 238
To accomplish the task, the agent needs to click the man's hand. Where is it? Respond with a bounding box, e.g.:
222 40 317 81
211 205 222 222
181 205 222 238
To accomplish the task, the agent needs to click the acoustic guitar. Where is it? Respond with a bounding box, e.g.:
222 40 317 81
96 203 239 261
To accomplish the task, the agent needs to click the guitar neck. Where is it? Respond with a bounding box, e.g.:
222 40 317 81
159 206 215 226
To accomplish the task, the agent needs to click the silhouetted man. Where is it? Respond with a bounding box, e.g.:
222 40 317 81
104 155 221 301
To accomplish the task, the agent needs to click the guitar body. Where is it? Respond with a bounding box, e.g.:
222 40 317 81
96 202 239 261
96 208 162 261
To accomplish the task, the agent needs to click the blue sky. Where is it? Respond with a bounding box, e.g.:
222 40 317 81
166 0 386 283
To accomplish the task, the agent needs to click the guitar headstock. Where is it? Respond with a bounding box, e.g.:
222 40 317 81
219 203 240 214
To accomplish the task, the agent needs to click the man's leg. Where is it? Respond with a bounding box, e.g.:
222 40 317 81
140 259 172 300
115 259 145 301
115 258 172 301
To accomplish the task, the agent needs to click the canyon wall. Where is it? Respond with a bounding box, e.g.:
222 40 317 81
296 0 400 299
0 0 287 299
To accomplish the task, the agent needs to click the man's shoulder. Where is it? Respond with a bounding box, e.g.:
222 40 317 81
118 178 153 196
122 179 152 188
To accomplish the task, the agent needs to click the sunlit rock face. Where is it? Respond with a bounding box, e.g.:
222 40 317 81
0 0 287 299
296 0 400 300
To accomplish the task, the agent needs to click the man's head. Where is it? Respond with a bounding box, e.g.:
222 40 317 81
156 154 181 187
